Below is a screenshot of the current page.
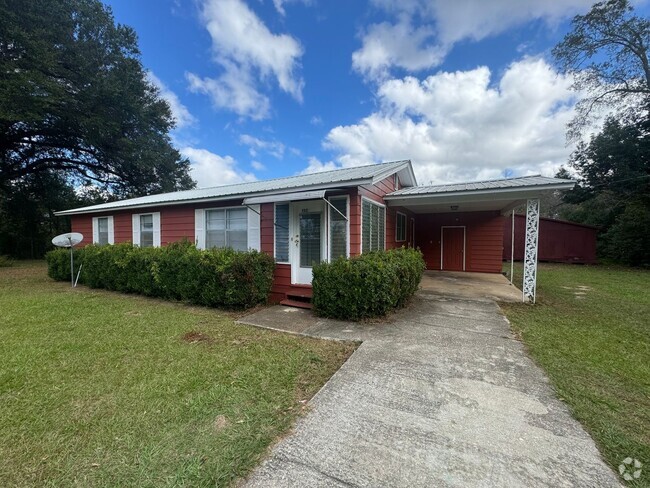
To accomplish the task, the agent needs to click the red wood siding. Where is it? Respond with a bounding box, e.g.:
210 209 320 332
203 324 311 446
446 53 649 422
261 203 274 256
415 211 505 273
71 215 92 245
161 205 194 245
503 214 598 264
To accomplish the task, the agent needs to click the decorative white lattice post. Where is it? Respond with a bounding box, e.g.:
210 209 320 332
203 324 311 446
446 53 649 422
522 198 540 303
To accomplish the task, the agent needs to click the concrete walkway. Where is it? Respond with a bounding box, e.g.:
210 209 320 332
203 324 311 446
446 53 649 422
238 291 620 487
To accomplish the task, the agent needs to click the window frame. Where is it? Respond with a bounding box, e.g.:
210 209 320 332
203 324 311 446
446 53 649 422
274 202 290 264
361 196 386 254
139 213 155 248
204 206 249 252
132 212 161 248
92 215 114 245
327 195 350 261
396 211 407 243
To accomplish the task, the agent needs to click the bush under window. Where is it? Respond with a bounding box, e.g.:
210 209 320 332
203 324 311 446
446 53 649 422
46 241 275 309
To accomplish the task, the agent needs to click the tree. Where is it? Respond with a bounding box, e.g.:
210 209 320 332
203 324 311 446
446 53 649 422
553 0 650 140
558 117 650 265
0 0 195 196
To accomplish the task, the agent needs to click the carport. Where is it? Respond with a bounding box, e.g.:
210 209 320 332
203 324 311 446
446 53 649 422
384 175 575 303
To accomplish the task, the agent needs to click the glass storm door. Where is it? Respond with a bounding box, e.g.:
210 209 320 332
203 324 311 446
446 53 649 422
290 201 324 284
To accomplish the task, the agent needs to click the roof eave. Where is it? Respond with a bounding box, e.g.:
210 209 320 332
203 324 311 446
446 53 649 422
384 181 575 201
54 178 375 216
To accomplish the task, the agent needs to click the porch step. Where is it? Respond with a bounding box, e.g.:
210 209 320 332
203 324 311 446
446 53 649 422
280 298 314 310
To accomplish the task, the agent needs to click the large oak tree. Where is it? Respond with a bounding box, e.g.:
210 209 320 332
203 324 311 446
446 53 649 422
0 0 195 196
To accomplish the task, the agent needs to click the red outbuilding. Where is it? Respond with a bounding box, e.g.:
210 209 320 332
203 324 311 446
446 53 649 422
503 214 598 264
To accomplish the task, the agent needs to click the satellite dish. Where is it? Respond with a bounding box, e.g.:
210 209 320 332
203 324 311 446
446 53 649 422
52 232 83 248
51 232 84 287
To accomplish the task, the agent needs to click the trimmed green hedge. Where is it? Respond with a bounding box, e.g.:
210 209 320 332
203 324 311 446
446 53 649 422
46 241 275 309
312 247 425 320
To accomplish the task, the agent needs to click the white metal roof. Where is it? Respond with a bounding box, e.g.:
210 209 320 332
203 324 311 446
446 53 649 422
384 175 576 214
55 160 415 216
385 175 574 197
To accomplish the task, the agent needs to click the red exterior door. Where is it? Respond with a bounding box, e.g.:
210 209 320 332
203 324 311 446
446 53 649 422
442 227 465 271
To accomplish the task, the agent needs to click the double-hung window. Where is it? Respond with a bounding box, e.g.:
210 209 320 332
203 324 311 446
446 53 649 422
396 212 407 242
206 208 248 251
329 197 348 260
132 212 160 247
92 216 114 245
362 199 385 253
140 214 154 248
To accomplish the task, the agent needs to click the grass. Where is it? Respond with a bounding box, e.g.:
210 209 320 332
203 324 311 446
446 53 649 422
0 261 357 487
501 263 649 486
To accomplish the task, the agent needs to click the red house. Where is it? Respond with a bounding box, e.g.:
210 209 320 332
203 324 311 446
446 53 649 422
55 161 574 303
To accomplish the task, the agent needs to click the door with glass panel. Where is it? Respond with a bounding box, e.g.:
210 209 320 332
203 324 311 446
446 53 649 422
290 201 324 284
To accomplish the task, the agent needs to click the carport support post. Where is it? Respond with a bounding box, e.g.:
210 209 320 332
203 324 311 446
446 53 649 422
522 198 540 303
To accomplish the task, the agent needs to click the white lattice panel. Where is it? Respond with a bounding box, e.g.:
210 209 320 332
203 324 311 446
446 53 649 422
522 198 539 303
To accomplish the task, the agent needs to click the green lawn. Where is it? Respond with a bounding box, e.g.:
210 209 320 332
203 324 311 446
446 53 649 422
0 261 357 487
502 263 649 486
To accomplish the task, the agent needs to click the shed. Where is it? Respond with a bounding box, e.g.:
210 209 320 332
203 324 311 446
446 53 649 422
503 214 598 264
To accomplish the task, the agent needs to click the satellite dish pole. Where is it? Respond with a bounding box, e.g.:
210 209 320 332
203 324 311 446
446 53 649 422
51 232 84 287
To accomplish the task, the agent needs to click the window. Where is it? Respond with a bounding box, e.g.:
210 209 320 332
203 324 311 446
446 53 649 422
132 212 160 247
362 199 385 253
140 214 154 248
275 203 289 262
396 212 407 242
97 217 109 245
329 197 348 260
92 216 114 245
206 207 248 251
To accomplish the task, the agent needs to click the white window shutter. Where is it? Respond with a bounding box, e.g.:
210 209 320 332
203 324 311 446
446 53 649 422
247 205 261 251
107 216 115 244
132 214 140 246
92 217 99 244
152 212 161 247
195 209 205 249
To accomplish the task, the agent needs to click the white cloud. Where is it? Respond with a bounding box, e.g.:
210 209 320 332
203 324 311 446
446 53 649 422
353 18 446 80
180 147 256 187
239 134 285 159
322 58 577 183
310 115 323 126
301 156 339 174
272 0 311 16
186 67 271 121
147 71 196 128
353 0 596 79
251 160 266 170
187 0 304 119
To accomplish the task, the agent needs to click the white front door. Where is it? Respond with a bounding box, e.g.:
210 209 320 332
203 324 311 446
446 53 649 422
290 200 325 284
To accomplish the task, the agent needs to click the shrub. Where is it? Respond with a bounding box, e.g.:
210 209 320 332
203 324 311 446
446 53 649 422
47 242 275 309
312 247 425 320
46 248 83 281
0 255 13 267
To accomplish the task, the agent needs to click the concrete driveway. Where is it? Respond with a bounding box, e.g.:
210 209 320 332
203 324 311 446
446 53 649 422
238 289 620 487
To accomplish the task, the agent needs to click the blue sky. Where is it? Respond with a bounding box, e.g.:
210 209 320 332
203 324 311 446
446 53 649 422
104 0 648 187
